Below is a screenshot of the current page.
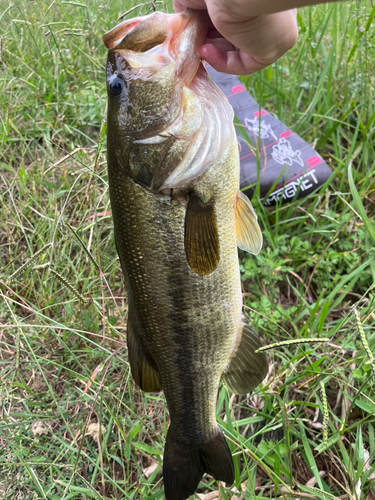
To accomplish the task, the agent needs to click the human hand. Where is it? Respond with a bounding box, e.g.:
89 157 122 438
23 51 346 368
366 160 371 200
173 0 298 75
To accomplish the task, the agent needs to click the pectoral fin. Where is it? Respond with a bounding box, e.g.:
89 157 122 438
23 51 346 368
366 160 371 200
127 312 162 392
185 194 220 276
235 191 262 255
223 324 268 394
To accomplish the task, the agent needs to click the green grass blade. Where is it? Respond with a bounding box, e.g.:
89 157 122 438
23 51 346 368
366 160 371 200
348 163 375 245
298 421 324 490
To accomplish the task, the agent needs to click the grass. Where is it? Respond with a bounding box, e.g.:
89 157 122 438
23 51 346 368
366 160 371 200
0 0 375 499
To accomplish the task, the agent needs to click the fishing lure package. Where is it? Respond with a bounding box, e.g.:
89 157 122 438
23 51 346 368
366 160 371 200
207 65 333 206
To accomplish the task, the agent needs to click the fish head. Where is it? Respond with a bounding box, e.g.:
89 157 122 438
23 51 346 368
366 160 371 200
103 10 209 139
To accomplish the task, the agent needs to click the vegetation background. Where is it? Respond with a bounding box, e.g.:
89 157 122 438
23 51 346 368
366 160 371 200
0 0 375 499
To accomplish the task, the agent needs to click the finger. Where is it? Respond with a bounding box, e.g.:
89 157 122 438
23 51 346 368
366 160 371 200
213 0 333 18
173 0 186 12
201 44 268 75
173 0 207 12
208 9 298 69
205 36 236 52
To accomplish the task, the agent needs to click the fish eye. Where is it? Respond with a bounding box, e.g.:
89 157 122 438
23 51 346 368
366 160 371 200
107 74 125 97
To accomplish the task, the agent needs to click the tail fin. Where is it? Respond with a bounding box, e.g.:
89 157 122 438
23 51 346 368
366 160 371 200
163 427 234 500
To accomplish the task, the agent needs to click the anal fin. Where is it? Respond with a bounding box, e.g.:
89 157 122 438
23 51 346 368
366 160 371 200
223 324 268 395
235 190 262 255
127 312 162 392
185 193 220 276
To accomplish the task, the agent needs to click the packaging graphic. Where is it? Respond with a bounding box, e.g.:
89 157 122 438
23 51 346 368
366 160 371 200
207 65 333 206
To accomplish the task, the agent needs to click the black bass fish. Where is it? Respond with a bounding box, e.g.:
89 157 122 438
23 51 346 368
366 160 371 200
103 10 268 500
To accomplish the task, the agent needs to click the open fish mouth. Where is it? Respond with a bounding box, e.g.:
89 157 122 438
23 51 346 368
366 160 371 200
103 9 209 89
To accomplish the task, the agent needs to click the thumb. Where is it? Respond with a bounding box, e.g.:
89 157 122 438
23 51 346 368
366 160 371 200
173 0 207 12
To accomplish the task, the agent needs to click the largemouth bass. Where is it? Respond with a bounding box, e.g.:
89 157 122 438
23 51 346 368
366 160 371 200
103 10 268 500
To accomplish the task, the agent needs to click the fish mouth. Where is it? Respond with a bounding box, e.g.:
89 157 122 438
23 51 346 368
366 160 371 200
103 9 209 88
